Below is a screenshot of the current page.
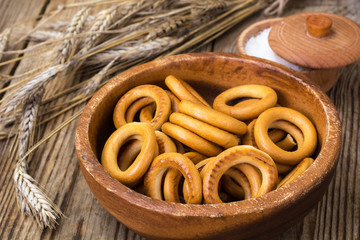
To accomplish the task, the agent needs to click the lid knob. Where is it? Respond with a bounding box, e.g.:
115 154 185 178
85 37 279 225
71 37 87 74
306 15 332 37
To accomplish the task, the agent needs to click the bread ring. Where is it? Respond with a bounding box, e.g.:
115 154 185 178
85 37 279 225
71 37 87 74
213 84 277 121
179 100 247 135
184 152 207 164
276 134 297 151
117 139 143 171
254 107 317 165
222 168 251 200
242 119 288 147
269 120 304 149
125 97 154 123
234 164 262 198
276 162 294 174
161 122 223 157
165 90 181 112
155 130 177 154
169 112 239 149
174 139 185 153
113 85 171 130
163 154 208 203
139 103 156 123
277 158 314 188
144 152 202 204
101 122 158 186
153 131 179 202
163 167 183 203
165 75 210 107
202 145 278 204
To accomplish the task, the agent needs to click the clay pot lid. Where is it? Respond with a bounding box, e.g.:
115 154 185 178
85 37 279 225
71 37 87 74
268 12 360 69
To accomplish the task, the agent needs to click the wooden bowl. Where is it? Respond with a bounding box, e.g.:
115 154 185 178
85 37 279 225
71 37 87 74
75 52 341 240
237 18 341 92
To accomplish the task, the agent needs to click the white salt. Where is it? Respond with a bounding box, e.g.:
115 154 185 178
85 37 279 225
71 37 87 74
244 27 306 71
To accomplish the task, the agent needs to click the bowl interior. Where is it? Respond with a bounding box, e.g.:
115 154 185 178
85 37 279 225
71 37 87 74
76 52 341 240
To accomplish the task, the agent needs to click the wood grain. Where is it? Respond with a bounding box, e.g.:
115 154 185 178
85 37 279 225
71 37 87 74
0 0 359 239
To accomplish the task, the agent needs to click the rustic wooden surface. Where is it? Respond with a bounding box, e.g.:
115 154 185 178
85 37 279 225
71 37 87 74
0 0 359 239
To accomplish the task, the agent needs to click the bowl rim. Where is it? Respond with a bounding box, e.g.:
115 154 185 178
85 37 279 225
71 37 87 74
75 52 342 218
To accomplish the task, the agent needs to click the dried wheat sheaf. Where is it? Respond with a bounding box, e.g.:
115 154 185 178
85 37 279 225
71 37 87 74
0 0 287 229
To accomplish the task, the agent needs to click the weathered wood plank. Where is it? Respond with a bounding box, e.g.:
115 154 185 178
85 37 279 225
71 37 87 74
0 0 48 88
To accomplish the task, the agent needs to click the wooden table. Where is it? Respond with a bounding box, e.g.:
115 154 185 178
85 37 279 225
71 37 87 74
0 0 359 239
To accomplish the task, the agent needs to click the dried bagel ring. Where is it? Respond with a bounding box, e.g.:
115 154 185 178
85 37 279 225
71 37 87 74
169 112 239 149
276 162 294 174
234 164 262 198
165 90 181 112
155 130 177 154
277 157 314 188
101 122 158 186
202 145 278 204
269 120 304 149
113 85 171 130
165 75 210 107
213 84 278 121
179 100 247 135
155 132 180 203
183 158 216 203
139 103 156 123
117 139 143 171
163 153 207 203
125 97 154 123
144 152 202 204
161 122 222 157
276 134 297 151
242 119 287 147
184 152 207 164
222 168 251 200
254 107 317 165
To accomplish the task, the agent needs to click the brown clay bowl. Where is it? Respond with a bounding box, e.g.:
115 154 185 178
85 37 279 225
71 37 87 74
75 52 341 240
237 18 341 92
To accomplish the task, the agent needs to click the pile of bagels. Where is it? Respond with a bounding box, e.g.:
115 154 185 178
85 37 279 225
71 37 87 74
101 75 317 204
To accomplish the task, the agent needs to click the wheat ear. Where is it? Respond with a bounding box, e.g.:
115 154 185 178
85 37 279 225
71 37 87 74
57 7 90 64
81 5 121 52
14 88 63 229
1 64 67 115
85 36 185 66
0 28 11 62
